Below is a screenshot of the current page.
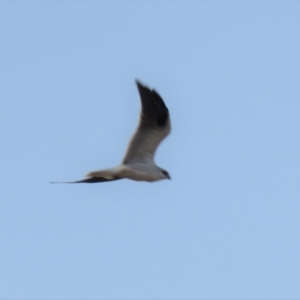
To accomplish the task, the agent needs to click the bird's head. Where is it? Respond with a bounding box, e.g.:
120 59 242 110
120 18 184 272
159 168 171 180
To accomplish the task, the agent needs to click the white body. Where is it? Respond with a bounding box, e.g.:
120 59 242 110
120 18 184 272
87 162 167 183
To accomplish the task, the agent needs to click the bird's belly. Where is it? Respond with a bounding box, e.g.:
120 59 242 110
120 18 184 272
120 165 159 182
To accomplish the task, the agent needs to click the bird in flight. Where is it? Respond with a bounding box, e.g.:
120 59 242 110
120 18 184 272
52 80 171 184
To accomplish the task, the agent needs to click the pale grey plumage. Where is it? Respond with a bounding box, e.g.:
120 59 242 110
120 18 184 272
51 80 171 184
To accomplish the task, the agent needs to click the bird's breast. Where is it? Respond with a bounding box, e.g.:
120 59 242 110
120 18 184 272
119 164 160 182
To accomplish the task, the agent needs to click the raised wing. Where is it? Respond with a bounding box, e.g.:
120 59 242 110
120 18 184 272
122 80 171 164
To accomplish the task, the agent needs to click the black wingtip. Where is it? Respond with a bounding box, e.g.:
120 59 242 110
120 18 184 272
50 180 89 184
135 79 150 90
135 78 142 86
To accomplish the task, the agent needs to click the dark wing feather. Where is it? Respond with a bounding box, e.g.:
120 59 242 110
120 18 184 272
137 81 169 129
122 80 170 164
51 177 122 184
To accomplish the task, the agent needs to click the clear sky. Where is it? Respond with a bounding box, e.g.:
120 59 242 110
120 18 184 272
1 1 300 299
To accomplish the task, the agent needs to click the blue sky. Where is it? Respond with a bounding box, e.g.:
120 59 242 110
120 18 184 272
1 1 300 299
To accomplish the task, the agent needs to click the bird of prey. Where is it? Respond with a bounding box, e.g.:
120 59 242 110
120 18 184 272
52 80 171 184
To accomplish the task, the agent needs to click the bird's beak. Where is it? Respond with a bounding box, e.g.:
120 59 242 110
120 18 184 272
167 174 171 180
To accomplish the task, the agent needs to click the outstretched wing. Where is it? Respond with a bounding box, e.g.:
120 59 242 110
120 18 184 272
51 167 124 184
122 80 171 164
50 177 122 184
